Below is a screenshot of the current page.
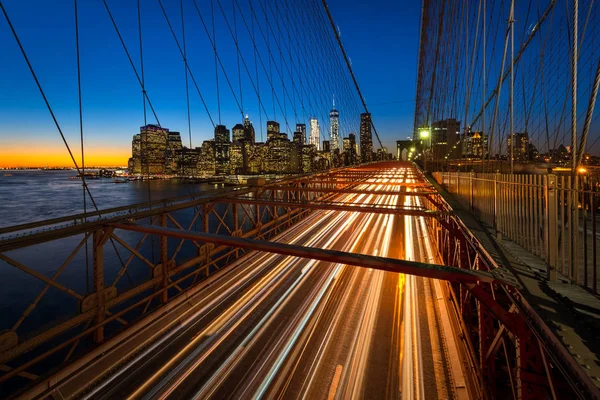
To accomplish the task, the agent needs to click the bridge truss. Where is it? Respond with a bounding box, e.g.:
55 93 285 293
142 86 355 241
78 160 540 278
0 162 596 399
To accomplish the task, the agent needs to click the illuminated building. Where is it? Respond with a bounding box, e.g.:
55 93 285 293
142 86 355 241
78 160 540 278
214 125 230 175
329 97 340 152
293 131 304 145
175 147 200 176
232 124 245 144
462 131 488 159
360 113 372 163
230 143 244 174
343 133 357 166
266 132 292 173
309 118 320 150
244 115 256 144
507 132 529 161
129 134 142 173
296 123 306 145
197 140 216 176
247 142 268 174
166 131 183 174
129 125 171 175
301 145 317 173
431 118 460 161
267 121 280 140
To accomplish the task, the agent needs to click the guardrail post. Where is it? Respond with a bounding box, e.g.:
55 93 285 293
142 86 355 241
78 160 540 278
494 172 500 234
93 229 105 343
469 171 475 212
545 175 557 281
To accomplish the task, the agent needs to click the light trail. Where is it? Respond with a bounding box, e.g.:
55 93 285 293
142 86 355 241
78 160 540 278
78 166 466 400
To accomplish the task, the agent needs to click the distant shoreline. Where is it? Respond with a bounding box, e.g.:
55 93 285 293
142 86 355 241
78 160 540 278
0 167 127 171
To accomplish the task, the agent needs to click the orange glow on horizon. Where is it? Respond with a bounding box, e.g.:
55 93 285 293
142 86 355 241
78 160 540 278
0 145 129 168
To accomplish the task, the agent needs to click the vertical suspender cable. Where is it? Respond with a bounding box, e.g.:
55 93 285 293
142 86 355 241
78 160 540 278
74 0 89 293
233 0 243 117
182 0 192 149
571 0 578 173
510 0 515 174
321 0 384 150
211 0 221 125
577 60 600 167
137 0 155 266
571 0 579 281
482 0 487 172
250 4 263 141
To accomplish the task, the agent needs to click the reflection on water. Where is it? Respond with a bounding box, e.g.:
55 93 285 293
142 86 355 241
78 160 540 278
0 170 224 228
0 170 231 337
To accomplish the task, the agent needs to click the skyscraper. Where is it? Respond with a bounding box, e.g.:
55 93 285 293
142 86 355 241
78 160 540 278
139 124 169 175
343 133 357 165
232 124 245 145
309 118 320 150
360 113 373 163
214 124 230 175
329 97 340 152
296 123 307 145
431 118 460 161
267 121 280 140
244 114 255 144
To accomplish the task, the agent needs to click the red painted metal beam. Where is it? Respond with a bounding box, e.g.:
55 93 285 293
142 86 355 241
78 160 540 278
255 186 439 197
223 198 442 218
110 223 514 287
290 179 434 187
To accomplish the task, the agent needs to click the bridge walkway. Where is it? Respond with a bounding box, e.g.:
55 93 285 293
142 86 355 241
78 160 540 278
429 174 600 390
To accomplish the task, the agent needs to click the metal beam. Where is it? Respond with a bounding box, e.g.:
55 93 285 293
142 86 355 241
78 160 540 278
225 198 441 218
256 186 438 196
291 179 434 187
111 223 514 287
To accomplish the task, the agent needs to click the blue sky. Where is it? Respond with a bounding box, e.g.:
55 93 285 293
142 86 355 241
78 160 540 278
0 0 421 166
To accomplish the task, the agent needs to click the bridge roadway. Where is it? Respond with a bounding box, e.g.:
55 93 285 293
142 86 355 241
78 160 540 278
51 168 465 400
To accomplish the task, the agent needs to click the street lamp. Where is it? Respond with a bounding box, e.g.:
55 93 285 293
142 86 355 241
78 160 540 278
419 127 431 172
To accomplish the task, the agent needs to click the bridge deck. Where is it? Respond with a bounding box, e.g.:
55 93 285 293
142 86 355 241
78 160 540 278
20 165 468 399
430 174 600 393
2 162 597 399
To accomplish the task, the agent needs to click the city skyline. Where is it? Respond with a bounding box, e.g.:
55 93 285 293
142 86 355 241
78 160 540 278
127 105 379 177
0 0 418 168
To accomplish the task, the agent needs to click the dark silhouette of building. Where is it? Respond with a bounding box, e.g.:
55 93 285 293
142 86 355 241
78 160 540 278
507 132 529 162
431 118 460 161
360 113 372 163
214 125 230 175
343 133 358 166
296 123 306 145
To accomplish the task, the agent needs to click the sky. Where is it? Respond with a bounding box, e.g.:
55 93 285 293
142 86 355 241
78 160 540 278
0 0 421 167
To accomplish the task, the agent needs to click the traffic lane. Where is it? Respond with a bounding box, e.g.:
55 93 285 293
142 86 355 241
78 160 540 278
131 209 360 398
299 214 405 399
89 207 353 399
407 194 453 400
264 214 399 399
162 209 376 399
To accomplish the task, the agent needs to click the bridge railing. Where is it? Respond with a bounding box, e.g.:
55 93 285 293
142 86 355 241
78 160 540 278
0 171 359 393
434 171 599 294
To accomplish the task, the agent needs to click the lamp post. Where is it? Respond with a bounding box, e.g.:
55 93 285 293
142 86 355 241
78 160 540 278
419 127 431 172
